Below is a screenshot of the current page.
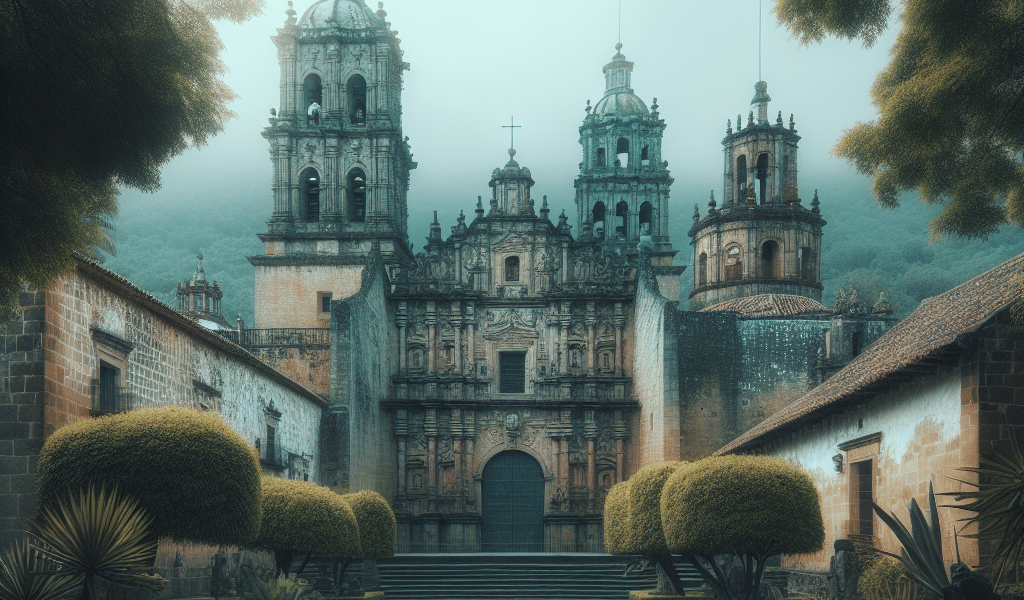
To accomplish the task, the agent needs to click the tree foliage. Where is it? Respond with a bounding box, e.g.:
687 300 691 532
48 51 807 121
36 407 262 546
661 455 824 600
775 0 1024 240
340 491 396 561
0 0 262 314
252 477 360 576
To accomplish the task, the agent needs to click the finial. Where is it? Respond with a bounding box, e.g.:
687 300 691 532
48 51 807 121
585 99 592 114
708 190 716 209
285 0 296 25
432 211 439 224
508 148 517 161
693 204 700 222
616 42 623 53
777 110 783 126
811 189 821 215
726 119 732 134
748 111 754 128
476 195 483 208
737 114 742 130
789 114 796 131
197 251 204 262
651 98 659 115
376 1 386 18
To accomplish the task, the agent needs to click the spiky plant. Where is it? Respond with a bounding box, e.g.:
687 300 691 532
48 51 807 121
0 539 76 600
32 485 165 600
943 437 1024 582
871 483 950 598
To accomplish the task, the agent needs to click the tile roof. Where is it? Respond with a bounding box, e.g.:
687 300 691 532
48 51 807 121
699 294 830 318
716 252 1024 455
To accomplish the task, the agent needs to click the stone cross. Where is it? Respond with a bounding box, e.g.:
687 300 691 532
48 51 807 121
502 116 521 149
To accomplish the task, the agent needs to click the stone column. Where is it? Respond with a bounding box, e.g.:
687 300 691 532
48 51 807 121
452 302 462 374
426 302 436 374
613 410 626 483
395 410 408 510
586 302 596 376
584 410 598 509
466 302 475 371
559 409 571 494
325 139 340 219
397 302 408 373
613 302 625 376
426 408 438 512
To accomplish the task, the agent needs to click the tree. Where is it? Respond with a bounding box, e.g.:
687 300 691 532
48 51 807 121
0 0 262 315
36 407 262 547
251 477 361 577
775 0 1024 240
336 491 397 593
660 455 824 600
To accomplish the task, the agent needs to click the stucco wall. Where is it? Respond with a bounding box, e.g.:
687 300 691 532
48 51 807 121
254 263 364 328
759 369 974 571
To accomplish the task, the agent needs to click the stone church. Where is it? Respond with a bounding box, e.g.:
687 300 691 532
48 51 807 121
218 0 896 554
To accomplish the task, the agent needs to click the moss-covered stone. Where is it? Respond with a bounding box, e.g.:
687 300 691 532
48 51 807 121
36 406 261 546
660 455 824 557
340 490 396 560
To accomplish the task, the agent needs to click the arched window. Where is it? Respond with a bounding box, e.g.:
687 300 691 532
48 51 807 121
303 73 322 122
348 74 366 124
640 145 650 166
736 155 747 203
724 245 742 281
616 137 629 168
638 201 653 236
299 167 320 222
761 240 782 279
504 256 520 282
756 153 770 204
592 202 606 240
596 147 606 168
347 169 366 222
697 252 708 286
615 201 628 239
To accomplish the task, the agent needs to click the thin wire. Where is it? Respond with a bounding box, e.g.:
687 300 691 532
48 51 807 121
618 0 621 44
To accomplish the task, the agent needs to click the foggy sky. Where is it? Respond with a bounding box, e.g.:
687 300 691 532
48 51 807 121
120 0 899 260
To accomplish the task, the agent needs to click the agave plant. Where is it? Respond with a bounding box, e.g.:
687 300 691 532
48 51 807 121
0 538 76 600
32 485 166 600
943 436 1024 582
871 482 951 598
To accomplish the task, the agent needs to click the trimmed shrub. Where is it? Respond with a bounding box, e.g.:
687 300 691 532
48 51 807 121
340 491 396 560
627 462 685 555
253 477 361 563
36 406 261 546
661 455 824 558
859 558 926 600
603 480 632 554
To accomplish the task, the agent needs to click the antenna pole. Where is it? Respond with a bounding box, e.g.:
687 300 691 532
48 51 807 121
618 0 621 44
758 0 762 81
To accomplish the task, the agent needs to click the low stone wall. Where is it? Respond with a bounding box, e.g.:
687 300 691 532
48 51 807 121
785 569 830 598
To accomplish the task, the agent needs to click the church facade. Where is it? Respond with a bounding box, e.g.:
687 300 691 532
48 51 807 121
231 0 900 554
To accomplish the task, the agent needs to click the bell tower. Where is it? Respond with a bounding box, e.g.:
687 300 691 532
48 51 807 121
688 81 826 309
574 44 683 298
251 0 416 328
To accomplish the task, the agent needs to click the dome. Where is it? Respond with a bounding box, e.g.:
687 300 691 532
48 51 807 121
297 0 383 29
593 91 650 118
699 294 829 318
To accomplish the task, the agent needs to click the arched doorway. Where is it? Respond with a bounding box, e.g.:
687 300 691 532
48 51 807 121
481 450 544 552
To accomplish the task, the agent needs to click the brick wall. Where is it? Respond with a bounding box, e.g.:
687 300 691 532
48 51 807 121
0 290 46 547
254 264 364 329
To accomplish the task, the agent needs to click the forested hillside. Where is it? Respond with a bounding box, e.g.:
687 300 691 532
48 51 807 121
105 175 1021 327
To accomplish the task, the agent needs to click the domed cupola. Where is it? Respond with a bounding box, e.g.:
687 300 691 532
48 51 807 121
592 44 650 119
573 43 683 297
297 0 384 30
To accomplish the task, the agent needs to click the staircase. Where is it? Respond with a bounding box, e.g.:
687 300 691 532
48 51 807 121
371 554 704 600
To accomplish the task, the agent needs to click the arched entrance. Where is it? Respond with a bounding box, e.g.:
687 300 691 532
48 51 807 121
481 450 544 552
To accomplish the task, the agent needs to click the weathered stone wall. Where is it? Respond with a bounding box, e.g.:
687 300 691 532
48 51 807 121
632 243 680 467
0 290 46 547
253 263 364 329
327 256 397 497
246 344 331 397
0 259 324 552
759 369 972 571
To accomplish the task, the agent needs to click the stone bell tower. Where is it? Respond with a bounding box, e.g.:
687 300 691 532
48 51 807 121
688 81 825 310
574 44 683 298
251 0 416 328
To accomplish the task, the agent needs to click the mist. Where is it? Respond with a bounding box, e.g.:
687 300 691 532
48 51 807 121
106 0 1022 325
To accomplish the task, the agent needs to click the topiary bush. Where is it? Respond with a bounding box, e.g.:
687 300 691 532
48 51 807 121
859 558 927 600
660 455 824 600
340 490 396 561
603 480 631 555
36 406 261 546
253 477 361 576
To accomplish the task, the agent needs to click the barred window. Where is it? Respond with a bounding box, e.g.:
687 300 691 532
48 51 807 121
499 352 526 394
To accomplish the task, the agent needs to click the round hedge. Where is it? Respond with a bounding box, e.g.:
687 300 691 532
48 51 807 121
627 461 685 555
340 490 396 560
603 480 632 554
36 406 261 545
254 477 361 558
660 455 824 557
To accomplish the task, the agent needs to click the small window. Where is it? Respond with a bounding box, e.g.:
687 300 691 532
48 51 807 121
724 245 742 281
505 256 520 282
855 460 873 535
638 201 653 236
615 201 628 239
499 352 526 394
596 147 606 167
756 153 770 204
266 423 276 463
616 137 629 167
760 241 781 279
736 155 748 200
348 74 367 124
98 362 120 413
348 169 366 222
697 252 708 286
319 292 332 313
640 145 649 166
300 167 320 222
592 202 606 240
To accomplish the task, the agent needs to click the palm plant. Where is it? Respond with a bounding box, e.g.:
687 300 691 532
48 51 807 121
944 437 1024 583
871 482 951 598
32 485 166 600
0 538 76 600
